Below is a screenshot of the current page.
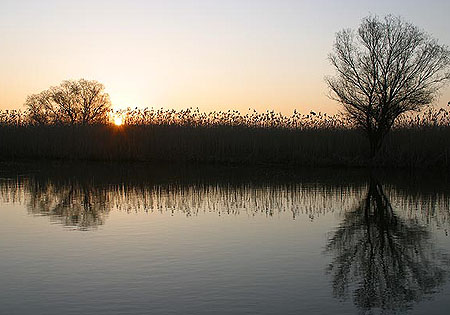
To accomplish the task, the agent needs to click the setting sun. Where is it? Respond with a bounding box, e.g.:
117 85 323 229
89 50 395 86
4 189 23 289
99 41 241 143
114 117 123 126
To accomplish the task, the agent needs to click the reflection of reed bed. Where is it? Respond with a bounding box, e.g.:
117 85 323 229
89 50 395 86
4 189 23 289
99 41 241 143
1 170 450 230
385 187 450 228
107 183 365 219
1 107 450 167
0 178 26 204
1 177 365 229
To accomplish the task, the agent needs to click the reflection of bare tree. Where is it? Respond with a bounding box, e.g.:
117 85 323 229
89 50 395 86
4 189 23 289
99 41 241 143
326 179 449 313
27 181 109 230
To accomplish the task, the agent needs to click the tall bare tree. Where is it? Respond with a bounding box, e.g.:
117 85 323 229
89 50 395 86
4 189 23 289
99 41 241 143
25 79 111 125
327 15 450 156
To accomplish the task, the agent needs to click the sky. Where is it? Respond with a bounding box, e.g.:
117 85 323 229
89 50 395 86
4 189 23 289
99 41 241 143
0 0 449 115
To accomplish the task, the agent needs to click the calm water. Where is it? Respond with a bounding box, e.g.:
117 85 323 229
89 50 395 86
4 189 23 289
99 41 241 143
1 163 449 315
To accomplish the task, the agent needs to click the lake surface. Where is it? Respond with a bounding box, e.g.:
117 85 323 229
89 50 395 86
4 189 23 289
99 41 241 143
1 163 449 315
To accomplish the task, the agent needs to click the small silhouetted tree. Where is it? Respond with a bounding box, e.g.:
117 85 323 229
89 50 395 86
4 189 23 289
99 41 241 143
26 79 111 125
327 15 450 156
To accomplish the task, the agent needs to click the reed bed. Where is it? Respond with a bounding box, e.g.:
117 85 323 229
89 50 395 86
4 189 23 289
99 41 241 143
1 107 450 168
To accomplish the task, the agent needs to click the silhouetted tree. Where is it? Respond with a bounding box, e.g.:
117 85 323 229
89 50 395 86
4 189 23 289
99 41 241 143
326 179 449 313
25 79 111 125
24 90 56 124
327 15 450 156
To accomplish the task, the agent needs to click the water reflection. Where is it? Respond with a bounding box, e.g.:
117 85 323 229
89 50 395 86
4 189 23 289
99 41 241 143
326 179 450 313
26 180 109 230
0 165 365 230
1 164 450 314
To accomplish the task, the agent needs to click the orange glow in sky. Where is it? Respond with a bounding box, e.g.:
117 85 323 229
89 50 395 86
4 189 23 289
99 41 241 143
0 1 449 115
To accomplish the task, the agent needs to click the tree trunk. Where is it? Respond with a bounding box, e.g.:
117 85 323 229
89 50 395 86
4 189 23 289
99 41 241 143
369 133 383 158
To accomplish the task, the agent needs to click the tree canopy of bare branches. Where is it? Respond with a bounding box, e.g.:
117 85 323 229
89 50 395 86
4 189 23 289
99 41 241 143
327 15 450 156
25 79 111 125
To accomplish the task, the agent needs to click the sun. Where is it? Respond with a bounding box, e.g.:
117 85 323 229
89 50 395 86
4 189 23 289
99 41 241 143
114 116 123 126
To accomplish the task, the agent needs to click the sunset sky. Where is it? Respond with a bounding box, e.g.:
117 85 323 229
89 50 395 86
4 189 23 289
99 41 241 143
1 0 449 115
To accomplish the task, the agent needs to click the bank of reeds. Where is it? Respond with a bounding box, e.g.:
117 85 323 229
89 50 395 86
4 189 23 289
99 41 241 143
1 107 450 168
